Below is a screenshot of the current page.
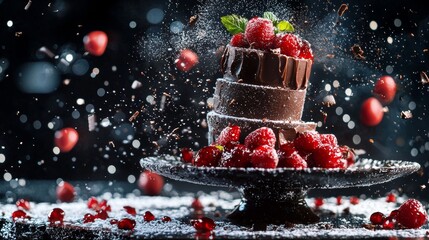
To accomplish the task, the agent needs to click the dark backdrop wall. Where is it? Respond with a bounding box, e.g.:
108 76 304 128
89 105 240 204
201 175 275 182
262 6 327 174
0 0 429 199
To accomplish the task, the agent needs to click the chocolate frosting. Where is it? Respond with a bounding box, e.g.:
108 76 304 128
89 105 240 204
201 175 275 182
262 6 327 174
213 79 306 121
221 45 312 90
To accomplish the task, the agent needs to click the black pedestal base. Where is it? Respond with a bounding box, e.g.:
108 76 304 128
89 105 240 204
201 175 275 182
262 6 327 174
227 188 319 225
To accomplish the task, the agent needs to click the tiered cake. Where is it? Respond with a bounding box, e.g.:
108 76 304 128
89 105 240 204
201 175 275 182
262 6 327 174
207 45 316 145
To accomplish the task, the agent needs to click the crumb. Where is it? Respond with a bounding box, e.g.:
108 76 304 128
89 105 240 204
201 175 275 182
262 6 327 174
400 110 412 119
350 44 365 60
338 4 349 17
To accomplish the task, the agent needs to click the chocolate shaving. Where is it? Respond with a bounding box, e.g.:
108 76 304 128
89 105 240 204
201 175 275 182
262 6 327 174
350 44 365 60
362 223 376 230
129 111 140 122
88 114 96 132
24 0 32 10
322 95 336 107
326 54 335 59
421 71 429 84
338 4 349 17
400 110 412 119
189 14 199 27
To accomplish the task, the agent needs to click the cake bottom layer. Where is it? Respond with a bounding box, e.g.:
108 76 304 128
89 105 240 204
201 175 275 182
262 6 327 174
207 111 317 145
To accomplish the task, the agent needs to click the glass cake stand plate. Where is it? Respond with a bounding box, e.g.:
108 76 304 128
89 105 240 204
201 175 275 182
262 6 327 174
140 155 420 225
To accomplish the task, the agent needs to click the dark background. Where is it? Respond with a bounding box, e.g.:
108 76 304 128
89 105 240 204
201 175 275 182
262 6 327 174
0 0 429 199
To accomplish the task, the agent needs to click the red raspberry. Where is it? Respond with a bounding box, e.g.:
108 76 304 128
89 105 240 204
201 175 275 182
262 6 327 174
144 211 156 222
191 197 204 210
245 17 275 50
250 145 279 169
12 210 29 221
117 218 136 230
193 146 222 167
307 145 344 168
230 33 249 48
274 33 301 57
277 142 296 157
396 199 428 229
382 217 397 229
314 197 324 208
386 193 396 203
360 97 384 127
138 170 164 196
336 196 343 205
181 148 194 163
278 152 307 169
219 144 251 168
87 197 99 210
16 199 31 211
293 131 321 153
389 209 399 219
95 209 109 220
319 134 338 146
191 217 216 232
56 181 76 203
298 39 314 60
216 125 241 147
48 208 65 224
244 127 276 150
373 75 397 104
339 145 356 167
83 213 96 223
162 216 172 222
350 196 360 205
123 206 137 216
370 212 385 225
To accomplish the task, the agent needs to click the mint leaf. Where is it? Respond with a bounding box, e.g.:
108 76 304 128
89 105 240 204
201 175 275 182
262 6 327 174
263 12 278 24
220 15 248 35
277 20 294 33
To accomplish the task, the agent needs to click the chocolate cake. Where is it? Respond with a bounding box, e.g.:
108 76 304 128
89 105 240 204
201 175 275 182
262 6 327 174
207 45 316 144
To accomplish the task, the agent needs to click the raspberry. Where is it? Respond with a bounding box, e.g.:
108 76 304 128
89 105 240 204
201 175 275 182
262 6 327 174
244 127 276 150
83 31 108 56
360 97 384 127
123 206 137 216
382 217 397 229
373 75 397 104
307 145 344 168
216 125 241 147
294 131 321 153
16 199 31 211
162 216 172 222
386 193 396 203
117 218 136 230
181 148 194 163
370 212 385 225
314 197 324 208
95 209 109 220
350 196 360 205
278 152 307 169
56 181 75 203
396 199 428 229
83 213 96 223
336 196 343 205
298 39 314 60
319 134 338 146
250 145 279 169
193 146 222 167
48 208 65 224
191 217 216 232
138 170 164 196
144 211 155 222
277 142 296 157
245 17 275 50
339 145 356 167
12 210 29 221
274 33 301 57
191 197 204 210
219 144 251 168
230 33 249 48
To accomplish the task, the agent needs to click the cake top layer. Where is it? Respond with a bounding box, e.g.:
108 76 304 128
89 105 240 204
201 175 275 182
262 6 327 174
221 45 312 90
220 12 314 89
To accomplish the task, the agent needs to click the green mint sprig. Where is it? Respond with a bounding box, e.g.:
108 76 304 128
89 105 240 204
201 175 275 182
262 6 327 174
220 14 248 35
220 12 294 35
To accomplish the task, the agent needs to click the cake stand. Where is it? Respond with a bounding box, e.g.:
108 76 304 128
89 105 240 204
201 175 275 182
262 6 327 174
140 155 420 225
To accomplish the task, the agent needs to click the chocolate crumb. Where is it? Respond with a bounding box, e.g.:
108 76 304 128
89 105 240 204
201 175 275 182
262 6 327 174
129 111 140 122
237 79 244 83
189 14 199 27
421 71 429 84
284 222 295 228
400 110 412 119
208 203 215 207
214 211 222 217
322 95 336 107
326 54 335 59
228 99 236 106
343 207 350 215
350 44 366 60
338 4 349 17
362 223 376 230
